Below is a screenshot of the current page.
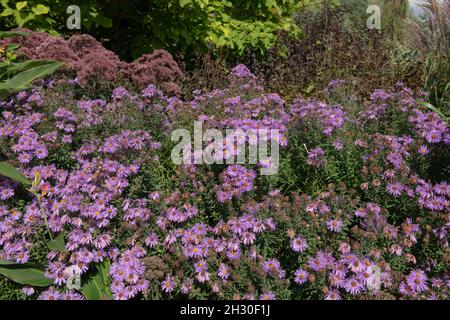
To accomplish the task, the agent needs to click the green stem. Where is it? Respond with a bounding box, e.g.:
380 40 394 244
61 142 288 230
32 191 53 241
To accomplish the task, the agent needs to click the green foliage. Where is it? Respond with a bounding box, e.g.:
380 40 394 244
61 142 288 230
0 30 28 39
81 260 112 300
0 260 53 287
0 0 111 31
0 1 304 58
0 60 64 98
0 161 31 185
0 30 64 98
0 0 50 29
46 234 68 252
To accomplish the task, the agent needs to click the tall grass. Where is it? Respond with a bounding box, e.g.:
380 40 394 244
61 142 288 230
406 0 450 114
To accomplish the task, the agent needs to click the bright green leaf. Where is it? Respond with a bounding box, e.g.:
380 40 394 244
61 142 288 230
1 8 14 16
180 0 191 8
15 1 27 11
0 161 30 185
31 4 49 15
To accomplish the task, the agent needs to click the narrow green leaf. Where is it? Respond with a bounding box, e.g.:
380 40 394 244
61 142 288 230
0 31 28 39
6 44 20 51
80 273 104 300
0 161 31 185
5 60 59 74
0 61 63 98
418 101 449 122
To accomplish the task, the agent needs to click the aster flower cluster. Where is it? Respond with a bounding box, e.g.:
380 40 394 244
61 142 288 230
0 63 449 301
409 109 450 145
217 165 256 203
291 97 345 136
110 247 149 300
306 147 326 167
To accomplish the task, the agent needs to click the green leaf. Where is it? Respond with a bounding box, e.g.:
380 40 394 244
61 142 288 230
47 233 68 252
0 161 30 185
418 101 449 122
0 31 28 39
81 274 104 300
0 259 17 265
6 44 20 51
0 61 63 98
0 264 53 287
16 1 27 11
15 12 35 28
97 16 112 28
1 8 14 16
81 260 112 300
5 60 58 75
97 259 110 283
305 84 315 95
179 0 191 8
31 4 49 15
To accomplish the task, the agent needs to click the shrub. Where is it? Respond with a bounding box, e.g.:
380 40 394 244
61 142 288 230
0 30 182 94
0 0 304 59
239 0 399 100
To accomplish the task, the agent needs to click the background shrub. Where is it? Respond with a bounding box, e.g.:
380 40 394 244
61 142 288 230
0 30 182 95
0 0 304 59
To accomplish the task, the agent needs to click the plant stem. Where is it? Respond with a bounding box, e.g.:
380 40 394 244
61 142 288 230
32 191 53 241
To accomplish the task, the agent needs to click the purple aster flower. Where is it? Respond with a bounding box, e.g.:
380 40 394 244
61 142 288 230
21 286 35 296
194 260 208 273
181 279 193 294
144 233 159 248
262 258 285 279
161 275 176 293
196 270 211 283
291 236 308 252
294 269 309 285
325 289 341 300
406 269 428 293
399 281 414 296
259 291 275 300
386 182 404 197
218 264 231 280
308 255 327 271
326 218 344 232
418 145 430 155
344 277 364 295
39 289 61 300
